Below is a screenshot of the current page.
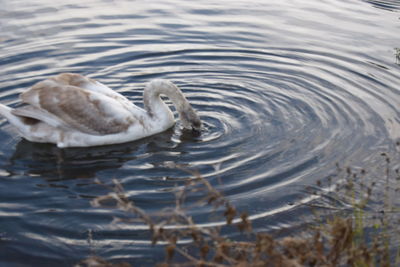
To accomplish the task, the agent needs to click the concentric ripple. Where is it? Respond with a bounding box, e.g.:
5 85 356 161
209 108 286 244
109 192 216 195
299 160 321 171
0 0 399 265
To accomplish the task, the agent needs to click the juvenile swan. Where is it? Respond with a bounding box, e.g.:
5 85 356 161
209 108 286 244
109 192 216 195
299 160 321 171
0 73 201 148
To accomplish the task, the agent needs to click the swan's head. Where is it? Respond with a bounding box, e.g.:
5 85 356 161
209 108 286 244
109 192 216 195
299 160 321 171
179 105 202 133
144 79 202 133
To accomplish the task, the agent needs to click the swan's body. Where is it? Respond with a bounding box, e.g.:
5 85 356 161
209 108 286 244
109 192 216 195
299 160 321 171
0 73 201 148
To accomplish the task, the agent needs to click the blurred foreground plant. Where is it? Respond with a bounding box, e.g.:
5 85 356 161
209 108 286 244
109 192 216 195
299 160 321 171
77 145 400 267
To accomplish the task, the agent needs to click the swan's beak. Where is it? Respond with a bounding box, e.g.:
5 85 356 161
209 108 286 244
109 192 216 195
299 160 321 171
182 119 201 137
190 119 202 134
180 105 202 134
188 108 202 133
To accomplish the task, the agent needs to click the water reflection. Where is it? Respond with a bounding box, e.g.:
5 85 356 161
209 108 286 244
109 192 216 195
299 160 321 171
9 129 176 180
363 0 400 11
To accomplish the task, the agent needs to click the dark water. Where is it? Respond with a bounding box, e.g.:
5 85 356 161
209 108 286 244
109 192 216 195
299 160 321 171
0 0 399 265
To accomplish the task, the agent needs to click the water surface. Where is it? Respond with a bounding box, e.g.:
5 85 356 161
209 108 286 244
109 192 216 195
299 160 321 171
0 0 399 265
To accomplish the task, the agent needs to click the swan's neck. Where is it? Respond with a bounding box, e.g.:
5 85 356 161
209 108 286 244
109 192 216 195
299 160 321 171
143 79 200 129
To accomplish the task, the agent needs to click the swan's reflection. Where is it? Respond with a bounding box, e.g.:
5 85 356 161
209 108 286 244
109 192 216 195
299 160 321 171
9 129 179 180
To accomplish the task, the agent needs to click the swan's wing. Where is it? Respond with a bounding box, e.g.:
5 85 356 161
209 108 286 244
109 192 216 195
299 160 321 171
51 73 132 104
51 73 144 114
20 80 136 135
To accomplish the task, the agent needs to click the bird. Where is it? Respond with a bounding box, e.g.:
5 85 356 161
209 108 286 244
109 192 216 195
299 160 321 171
0 73 201 148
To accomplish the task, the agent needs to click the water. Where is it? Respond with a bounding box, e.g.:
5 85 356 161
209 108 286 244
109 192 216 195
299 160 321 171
0 0 399 265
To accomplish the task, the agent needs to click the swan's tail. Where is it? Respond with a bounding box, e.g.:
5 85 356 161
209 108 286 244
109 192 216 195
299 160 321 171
0 104 28 130
0 104 14 120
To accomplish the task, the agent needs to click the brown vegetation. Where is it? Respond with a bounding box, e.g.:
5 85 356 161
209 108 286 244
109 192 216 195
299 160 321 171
77 145 400 267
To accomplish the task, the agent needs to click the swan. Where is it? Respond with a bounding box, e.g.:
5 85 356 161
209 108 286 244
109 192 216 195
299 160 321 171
0 73 201 148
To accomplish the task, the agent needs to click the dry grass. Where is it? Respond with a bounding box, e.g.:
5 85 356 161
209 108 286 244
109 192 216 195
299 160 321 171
77 145 400 267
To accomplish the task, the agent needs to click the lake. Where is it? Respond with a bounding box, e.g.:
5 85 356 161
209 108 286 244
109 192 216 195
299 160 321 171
0 0 399 265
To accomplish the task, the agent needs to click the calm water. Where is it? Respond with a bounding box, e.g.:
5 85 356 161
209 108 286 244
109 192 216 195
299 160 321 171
0 0 399 265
